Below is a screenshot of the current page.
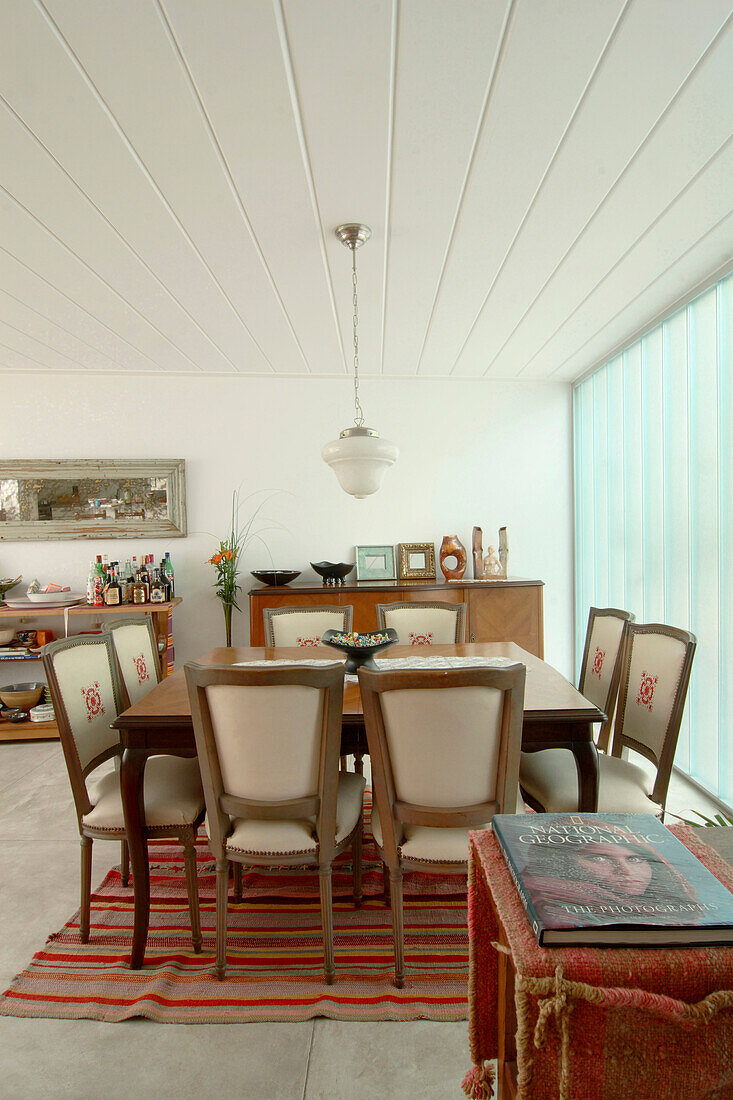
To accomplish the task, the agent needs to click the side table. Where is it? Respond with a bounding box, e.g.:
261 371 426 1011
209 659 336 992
464 826 733 1100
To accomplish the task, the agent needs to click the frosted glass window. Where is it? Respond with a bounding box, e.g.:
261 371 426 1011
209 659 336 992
573 273 732 805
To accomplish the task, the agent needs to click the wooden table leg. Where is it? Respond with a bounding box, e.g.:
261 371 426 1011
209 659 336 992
572 732 599 812
120 744 149 969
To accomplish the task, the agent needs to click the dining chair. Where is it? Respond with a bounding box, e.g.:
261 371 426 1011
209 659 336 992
520 622 696 817
43 634 205 948
375 601 467 645
359 661 526 987
577 606 636 751
106 615 162 706
185 660 365 983
263 605 353 647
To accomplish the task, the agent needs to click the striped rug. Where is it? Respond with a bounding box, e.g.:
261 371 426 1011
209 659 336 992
1 809 469 1023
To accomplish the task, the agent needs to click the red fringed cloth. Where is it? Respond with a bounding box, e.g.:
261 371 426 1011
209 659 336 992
465 825 733 1100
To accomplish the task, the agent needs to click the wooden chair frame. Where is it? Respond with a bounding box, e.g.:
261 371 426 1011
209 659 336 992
578 606 635 752
184 661 362 983
609 622 696 811
375 601 467 643
359 663 526 987
262 604 353 647
42 633 203 950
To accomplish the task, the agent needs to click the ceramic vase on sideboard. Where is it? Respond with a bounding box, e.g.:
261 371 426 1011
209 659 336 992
439 535 467 581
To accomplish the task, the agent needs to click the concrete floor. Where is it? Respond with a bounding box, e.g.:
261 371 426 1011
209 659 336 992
0 741 473 1100
1 740 723 1100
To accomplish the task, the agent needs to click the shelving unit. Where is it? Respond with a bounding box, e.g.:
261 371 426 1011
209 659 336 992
0 597 182 743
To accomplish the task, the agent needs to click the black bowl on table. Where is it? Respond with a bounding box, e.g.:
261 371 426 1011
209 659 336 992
321 627 398 674
310 561 355 586
250 570 301 587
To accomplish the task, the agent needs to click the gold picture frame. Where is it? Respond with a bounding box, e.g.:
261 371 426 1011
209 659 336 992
397 542 436 580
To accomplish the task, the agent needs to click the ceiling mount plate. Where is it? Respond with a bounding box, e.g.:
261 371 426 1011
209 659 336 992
335 223 371 250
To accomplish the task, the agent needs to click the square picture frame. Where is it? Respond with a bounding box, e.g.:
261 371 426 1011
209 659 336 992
398 542 436 580
355 545 396 581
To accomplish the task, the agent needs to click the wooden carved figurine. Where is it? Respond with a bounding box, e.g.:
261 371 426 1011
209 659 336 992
439 535 467 581
472 526 508 580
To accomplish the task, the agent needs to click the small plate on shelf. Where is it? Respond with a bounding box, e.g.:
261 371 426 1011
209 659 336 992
3 594 85 610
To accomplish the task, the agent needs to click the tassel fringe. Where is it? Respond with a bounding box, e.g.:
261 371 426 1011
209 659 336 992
461 1061 495 1099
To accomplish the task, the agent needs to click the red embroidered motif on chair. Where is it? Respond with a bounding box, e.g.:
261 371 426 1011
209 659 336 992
297 637 320 647
80 682 104 722
133 653 150 686
637 670 658 711
409 632 433 646
591 646 605 679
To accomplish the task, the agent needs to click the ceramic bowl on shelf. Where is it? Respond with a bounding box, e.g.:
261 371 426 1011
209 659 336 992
320 628 397 674
0 682 45 709
0 576 22 603
0 627 16 645
250 570 301 587
310 561 355 586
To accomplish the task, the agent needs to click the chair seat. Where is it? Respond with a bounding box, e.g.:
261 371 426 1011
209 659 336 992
218 771 366 858
370 802 489 864
519 748 661 815
82 755 205 831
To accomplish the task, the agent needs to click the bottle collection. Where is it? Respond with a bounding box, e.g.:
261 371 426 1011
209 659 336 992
86 552 175 607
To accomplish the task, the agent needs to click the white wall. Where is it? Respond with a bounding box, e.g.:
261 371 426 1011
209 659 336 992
4 374 574 675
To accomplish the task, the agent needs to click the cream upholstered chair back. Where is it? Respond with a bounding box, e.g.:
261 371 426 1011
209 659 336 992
263 605 353 647
578 607 635 750
43 634 125 813
611 623 696 803
107 617 161 705
375 601 466 645
185 662 346 854
360 663 525 831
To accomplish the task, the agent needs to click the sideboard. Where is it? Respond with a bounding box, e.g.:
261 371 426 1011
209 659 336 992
248 578 544 656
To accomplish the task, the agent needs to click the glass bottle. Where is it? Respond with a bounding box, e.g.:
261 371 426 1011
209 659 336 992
93 558 105 607
164 551 175 599
150 568 166 603
104 565 122 605
86 560 96 605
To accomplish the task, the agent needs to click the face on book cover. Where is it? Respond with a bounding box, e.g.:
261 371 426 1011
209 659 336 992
573 843 653 896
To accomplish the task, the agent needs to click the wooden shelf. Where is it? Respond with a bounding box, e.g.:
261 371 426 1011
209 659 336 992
0 598 182 743
0 597 181 619
0 719 58 742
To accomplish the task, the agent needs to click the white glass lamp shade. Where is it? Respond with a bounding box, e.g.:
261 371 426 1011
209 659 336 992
322 427 398 498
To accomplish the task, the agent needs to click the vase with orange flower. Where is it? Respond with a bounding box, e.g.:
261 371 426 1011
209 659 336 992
207 490 280 646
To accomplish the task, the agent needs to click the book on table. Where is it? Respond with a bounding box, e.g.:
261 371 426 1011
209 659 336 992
491 812 733 947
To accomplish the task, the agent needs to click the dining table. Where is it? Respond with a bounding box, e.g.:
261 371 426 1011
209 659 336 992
112 642 604 968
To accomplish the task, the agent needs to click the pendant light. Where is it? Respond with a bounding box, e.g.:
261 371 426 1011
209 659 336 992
322 223 398 498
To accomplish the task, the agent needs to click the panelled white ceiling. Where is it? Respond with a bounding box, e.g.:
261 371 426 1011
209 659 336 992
1 0 732 382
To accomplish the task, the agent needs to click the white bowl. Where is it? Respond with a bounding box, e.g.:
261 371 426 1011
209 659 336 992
27 592 84 605
0 628 16 645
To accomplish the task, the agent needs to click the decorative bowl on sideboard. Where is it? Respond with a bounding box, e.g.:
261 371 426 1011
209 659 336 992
250 570 301 587
310 561 355 586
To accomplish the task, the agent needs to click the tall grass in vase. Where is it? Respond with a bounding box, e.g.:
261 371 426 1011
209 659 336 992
207 490 279 647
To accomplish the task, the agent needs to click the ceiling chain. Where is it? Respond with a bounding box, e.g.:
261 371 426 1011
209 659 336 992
351 245 365 427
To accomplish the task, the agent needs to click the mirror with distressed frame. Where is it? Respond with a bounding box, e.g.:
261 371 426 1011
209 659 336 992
0 460 187 540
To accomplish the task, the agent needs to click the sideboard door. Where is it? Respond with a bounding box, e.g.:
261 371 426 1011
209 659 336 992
467 585 543 657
